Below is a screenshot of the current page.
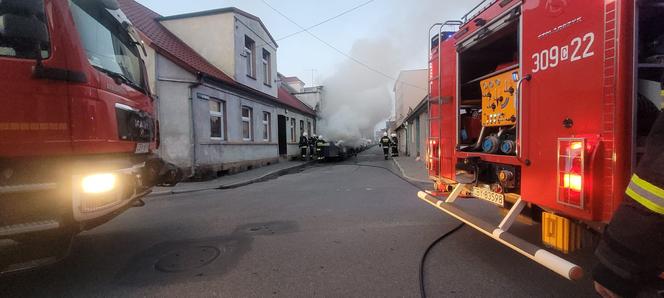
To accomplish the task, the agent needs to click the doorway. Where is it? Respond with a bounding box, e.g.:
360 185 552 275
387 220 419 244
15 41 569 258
278 115 287 156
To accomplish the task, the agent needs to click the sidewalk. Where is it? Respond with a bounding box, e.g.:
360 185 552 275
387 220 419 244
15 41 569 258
149 160 310 197
392 156 430 183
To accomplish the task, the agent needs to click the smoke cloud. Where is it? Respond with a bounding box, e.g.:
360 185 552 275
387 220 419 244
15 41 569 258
318 0 478 143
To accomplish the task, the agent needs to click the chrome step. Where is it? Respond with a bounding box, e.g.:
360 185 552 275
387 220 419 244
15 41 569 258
0 183 57 195
0 220 60 237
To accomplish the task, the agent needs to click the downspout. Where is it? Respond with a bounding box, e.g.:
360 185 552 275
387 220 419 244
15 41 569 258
188 73 204 178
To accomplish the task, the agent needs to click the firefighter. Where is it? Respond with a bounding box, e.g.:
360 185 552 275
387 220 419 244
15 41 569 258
316 135 326 161
299 132 309 160
390 133 399 157
379 132 391 160
593 110 664 297
309 134 318 160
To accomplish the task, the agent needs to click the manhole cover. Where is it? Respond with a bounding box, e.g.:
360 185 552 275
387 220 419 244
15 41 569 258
155 246 221 273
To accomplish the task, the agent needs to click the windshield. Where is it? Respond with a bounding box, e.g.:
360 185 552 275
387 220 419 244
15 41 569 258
69 0 144 90
0 0 50 59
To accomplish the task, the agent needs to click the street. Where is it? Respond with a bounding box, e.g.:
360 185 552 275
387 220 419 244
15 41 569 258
0 147 597 297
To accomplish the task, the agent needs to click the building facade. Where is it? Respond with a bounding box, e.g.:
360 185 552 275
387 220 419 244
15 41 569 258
393 69 427 158
120 0 315 179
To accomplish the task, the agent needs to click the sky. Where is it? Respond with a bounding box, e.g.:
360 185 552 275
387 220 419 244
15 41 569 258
135 0 480 87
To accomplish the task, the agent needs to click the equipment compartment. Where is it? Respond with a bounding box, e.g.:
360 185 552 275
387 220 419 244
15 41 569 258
457 12 520 156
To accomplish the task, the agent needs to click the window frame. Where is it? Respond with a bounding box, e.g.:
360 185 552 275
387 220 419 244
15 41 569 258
262 111 271 142
262 49 271 86
209 99 225 141
290 118 296 142
241 106 253 141
299 120 305 137
244 36 256 79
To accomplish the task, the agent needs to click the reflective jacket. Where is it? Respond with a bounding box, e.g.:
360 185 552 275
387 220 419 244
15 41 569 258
299 136 309 147
380 136 391 147
594 111 664 296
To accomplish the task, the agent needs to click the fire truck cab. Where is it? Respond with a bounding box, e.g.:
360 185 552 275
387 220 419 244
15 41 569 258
0 0 180 272
422 0 663 280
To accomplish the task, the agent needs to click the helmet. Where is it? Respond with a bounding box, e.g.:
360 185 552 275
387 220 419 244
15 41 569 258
391 133 397 137
318 135 323 140
383 132 388 136
303 132 308 137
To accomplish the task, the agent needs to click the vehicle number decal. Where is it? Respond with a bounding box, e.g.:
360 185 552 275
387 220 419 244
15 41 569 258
531 32 595 73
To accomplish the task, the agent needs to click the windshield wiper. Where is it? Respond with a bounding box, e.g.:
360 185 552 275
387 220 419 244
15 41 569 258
96 67 145 93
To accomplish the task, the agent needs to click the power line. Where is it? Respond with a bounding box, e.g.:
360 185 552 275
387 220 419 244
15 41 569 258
275 0 375 41
260 0 427 91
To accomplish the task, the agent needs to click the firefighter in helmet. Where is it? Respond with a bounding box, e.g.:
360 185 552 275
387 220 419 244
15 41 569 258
593 107 664 297
316 135 326 161
390 133 399 157
299 132 309 160
309 134 318 160
379 132 391 160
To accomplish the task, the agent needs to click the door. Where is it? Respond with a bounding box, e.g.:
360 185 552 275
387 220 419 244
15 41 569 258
277 115 287 156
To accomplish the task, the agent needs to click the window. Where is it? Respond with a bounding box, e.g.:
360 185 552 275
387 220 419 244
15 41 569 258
0 0 50 59
299 120 304 137
209 99 225 140
307 121 312 136
262 49 271 86
244 36 256 78
290 118 296 142
262 112 271 141
242 106 253 141
70 0 144 90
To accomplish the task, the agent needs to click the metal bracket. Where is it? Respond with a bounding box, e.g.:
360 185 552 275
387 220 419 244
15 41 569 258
445 183 467 203
497 198 526 232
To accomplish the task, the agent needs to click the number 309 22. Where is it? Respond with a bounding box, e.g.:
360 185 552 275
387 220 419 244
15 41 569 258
531 32 595 73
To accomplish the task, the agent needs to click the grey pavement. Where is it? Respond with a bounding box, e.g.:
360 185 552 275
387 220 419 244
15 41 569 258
150 160 310 197
393 155 430 183
0 147 597 297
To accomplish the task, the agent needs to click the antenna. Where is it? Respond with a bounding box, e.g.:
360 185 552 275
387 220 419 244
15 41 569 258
305 69 317 86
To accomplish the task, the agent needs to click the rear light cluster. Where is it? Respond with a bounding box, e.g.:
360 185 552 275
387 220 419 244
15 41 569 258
557 138 591 209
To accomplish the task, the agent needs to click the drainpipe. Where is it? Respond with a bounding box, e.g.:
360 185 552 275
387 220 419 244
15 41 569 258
188 73 204 178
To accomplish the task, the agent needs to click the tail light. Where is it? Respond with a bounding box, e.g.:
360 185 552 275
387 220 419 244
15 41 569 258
557 138 589 209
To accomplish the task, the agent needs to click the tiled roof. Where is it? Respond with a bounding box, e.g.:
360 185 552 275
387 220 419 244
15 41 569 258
118 0 235 85
278 87 316 116
117 0 315 116
283 76 303 83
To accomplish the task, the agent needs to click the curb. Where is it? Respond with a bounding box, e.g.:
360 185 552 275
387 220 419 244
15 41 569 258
148 161 313 198
392 158 431 184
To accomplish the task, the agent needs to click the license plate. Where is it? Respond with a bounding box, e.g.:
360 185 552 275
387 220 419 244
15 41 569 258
472 187 505 207
135 142 150 154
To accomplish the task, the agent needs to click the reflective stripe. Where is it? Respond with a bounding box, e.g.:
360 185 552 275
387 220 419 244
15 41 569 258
625 174 664 215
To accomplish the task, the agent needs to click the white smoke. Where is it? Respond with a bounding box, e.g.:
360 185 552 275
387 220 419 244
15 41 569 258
318 0 479 144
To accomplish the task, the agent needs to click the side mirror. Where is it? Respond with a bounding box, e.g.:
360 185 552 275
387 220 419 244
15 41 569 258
0 14 48 44
0 0 45 16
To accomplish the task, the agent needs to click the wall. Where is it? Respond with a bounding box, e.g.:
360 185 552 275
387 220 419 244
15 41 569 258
160 14 236 77
155 54 198 169
233 14 278 98
294 87 323 111
394 70 427 125
192 84 279 170
277 109 314 157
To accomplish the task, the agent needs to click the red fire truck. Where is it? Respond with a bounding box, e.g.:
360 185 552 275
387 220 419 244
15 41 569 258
422 0 663 280
0 0 180 272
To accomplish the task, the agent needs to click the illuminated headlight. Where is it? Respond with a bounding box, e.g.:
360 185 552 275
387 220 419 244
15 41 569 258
81 173 117 194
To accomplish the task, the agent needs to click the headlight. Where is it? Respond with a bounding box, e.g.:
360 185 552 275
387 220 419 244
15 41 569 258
81 173 117 194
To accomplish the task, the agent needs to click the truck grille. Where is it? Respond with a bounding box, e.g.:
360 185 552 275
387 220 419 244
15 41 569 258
115 104 154 142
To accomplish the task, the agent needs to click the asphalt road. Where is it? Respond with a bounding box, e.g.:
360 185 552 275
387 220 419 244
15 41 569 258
0 147 598 297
